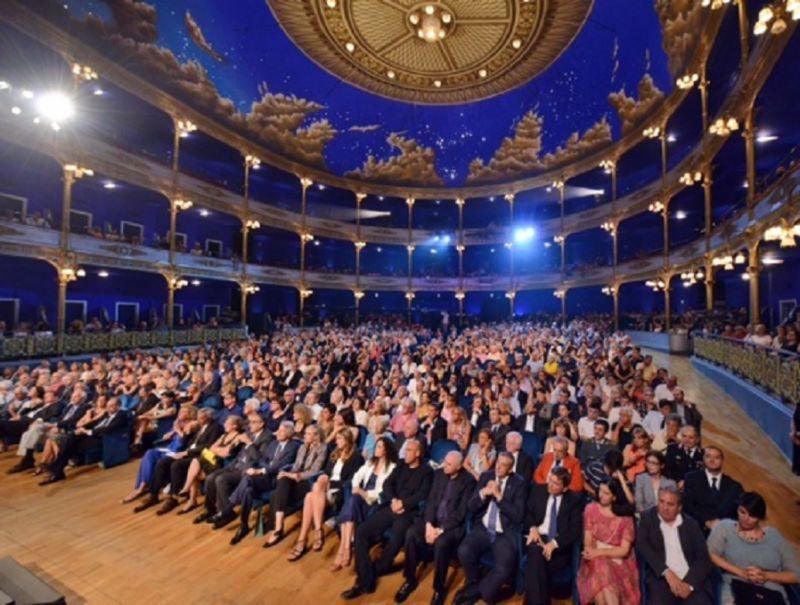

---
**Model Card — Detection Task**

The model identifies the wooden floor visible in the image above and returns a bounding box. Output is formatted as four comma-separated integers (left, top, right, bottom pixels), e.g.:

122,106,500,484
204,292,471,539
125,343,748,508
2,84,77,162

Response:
0,350,798,605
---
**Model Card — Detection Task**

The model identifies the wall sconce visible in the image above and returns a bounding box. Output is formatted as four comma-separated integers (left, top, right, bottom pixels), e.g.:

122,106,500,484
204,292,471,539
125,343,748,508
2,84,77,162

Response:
176,119,197,138
675,73,700,89
71,63,98,81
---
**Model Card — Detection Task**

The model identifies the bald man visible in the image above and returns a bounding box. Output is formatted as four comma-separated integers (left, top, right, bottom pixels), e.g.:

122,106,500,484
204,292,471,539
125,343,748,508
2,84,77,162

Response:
395,451,476,605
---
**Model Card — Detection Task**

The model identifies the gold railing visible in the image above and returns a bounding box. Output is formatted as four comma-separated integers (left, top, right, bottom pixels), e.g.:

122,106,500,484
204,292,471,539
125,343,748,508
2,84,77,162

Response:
694,335,800,404
0,327,248,360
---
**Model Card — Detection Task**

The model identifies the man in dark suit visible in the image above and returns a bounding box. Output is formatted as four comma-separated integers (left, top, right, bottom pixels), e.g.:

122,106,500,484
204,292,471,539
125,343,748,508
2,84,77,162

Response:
8,390,88,473
454,451,527,605
682,446,742,535
193,412,273,527
134,407,222,513
226,420,300,542
394,450,475,605
522,466,582,605
636,485,713,604
504,431,534,482
341,439,433,600
481,407,509,449
420,402,447,446
41,396,128,485
664,425,703,484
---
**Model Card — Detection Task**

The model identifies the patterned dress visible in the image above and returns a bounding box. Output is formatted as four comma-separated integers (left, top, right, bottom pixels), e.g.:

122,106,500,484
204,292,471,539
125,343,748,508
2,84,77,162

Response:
576,502,641,604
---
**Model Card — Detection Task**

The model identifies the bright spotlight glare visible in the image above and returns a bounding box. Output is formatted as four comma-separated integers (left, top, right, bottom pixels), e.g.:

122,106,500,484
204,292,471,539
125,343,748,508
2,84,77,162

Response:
35,91,75,123
513,226,535,244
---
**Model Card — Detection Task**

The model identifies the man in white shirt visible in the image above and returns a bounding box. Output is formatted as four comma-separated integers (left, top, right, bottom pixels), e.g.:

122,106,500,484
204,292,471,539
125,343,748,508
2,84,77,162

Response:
636,486,713,604
654,376,678,403
577,404,601,441
746,323,773,347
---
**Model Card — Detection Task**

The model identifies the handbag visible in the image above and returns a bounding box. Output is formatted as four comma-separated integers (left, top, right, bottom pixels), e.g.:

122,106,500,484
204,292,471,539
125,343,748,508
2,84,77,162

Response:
731,579,785,605
200,447,218,467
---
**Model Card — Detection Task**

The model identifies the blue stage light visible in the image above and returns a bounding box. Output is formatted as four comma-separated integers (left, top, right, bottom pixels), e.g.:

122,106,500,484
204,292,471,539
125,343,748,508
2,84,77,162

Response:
513,226,535,243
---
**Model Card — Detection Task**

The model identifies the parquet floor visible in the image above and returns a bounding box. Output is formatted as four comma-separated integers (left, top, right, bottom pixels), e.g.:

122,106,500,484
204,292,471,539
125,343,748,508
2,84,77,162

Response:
0,350,797,604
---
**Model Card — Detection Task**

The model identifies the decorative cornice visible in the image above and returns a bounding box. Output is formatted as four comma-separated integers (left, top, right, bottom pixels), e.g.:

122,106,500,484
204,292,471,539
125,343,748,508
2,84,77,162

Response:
0,164,795,293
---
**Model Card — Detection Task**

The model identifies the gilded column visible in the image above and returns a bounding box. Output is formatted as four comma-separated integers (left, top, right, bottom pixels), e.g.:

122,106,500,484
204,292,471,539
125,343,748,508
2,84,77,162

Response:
455,197,465,326
743,104,756,217
504,193,515,303
748,240,761,325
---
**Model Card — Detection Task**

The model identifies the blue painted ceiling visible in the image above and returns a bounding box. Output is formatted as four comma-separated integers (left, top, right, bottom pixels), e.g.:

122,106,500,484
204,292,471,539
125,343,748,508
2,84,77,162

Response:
61,0,672,185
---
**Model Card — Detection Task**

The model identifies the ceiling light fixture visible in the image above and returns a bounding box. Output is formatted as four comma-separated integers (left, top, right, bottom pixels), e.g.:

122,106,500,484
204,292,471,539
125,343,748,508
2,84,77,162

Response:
36,91,75,124
410,4,453,42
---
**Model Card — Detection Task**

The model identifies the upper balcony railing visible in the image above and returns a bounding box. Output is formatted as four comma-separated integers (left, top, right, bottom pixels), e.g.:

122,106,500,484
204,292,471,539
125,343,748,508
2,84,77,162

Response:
693,334,800,405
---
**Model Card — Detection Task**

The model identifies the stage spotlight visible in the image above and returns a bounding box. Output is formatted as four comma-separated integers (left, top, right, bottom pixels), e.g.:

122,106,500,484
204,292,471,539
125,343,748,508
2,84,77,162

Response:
35,91,75,124
513,226,535,244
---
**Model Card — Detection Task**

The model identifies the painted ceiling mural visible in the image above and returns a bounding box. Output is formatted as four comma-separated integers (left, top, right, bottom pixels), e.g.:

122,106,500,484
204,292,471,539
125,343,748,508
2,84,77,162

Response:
34,0,703,188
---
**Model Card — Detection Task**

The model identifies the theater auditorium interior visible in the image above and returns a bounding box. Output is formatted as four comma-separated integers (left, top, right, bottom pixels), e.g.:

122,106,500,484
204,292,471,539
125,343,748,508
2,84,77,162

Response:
0,1,799,604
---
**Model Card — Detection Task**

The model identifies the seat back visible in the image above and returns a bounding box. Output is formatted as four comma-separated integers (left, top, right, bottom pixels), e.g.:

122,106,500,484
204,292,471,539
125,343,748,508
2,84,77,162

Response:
429,439,461,465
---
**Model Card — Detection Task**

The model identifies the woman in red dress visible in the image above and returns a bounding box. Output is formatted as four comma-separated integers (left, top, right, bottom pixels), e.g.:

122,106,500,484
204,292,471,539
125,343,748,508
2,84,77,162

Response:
577,478,641,604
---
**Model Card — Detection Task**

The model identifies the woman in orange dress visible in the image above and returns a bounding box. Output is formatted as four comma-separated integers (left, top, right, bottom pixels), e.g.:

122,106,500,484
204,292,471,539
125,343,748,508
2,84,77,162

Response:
577,478,640,605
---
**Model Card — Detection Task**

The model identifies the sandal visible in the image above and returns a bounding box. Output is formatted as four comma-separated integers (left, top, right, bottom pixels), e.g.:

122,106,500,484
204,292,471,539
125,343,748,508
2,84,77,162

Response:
286,540,307,562
311,528,324,551
263,529,284,548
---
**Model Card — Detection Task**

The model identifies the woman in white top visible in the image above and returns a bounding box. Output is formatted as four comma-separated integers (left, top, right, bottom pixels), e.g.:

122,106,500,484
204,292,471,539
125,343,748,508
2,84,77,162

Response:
331,437,398,571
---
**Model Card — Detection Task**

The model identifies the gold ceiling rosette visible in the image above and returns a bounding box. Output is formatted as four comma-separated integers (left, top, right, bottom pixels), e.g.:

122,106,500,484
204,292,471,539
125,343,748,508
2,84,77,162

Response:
267,0,594,105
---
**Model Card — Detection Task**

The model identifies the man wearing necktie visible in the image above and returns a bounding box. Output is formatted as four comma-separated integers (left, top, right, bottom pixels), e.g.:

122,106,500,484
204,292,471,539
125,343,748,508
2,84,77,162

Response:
41,397,128,485
8,390,88,474
682,446,742,536
523,466,582,605
455,452,526,605
204,416,292,530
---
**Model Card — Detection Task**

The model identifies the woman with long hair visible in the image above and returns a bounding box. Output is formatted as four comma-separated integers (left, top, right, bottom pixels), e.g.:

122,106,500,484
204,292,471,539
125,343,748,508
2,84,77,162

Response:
176,415,244,513
330,436,398,572
286,428,363,563
577,478,640,604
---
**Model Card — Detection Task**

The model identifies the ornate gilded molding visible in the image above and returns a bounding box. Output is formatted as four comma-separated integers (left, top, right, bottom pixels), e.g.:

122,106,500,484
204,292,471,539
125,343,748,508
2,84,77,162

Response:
268,0,592,104
0,165,795,295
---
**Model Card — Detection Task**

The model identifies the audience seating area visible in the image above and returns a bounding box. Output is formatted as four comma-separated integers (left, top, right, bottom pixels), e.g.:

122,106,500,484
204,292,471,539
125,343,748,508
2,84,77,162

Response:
1,320,798,605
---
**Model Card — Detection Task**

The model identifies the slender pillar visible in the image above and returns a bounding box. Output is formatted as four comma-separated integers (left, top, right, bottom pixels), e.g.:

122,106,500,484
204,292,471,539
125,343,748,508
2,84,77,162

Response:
354,291,364,326
660,130,668,182
455,198,465,291
354,192,366,296
505,193,515,295
56,273,68,354
611,161,618,204
705,261,715,311
455,292,465,327
168,199,179,266
60,168,75,252
612,286,620,331
557,181,566,278
662,204,670,267
699,65,710,134
737,0,750,68
561,291,567,323
664,283,672,331
239,286,248,327
612,226,619,279
748,241,761,325
703,170,713,251
406,198,415,293
298,177,312,295
743,105,756,217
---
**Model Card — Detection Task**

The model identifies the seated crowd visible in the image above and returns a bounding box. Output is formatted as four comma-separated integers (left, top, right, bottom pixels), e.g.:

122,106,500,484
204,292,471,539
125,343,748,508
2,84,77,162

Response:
1,320,798,605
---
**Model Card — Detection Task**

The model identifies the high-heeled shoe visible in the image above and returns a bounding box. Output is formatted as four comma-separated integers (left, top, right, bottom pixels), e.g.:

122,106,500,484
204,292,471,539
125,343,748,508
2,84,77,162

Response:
311,528,324,551
329,547,351,572
286,539,307,562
